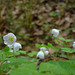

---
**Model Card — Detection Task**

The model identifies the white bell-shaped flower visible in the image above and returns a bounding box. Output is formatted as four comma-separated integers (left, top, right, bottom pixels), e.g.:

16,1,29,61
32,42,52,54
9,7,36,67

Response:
3,33,16,45
8,42,22,52
13,42,22,51
40,47,47,51
51,29,59,37
73,42,75,49
44,51,49,56
36,51,44,59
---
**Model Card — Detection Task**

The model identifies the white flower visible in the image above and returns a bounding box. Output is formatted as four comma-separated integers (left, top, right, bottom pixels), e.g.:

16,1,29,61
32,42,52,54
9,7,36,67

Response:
3,33,16,45
51,29,59,37
44,51,49,56
8,42,22,52
13,42,22,51
73,42,75,49
40,47,47,51
36,51,44,59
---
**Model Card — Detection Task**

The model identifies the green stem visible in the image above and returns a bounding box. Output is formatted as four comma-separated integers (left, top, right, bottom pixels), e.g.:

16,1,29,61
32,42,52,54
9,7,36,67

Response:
2,54,3,75
13,49,15,57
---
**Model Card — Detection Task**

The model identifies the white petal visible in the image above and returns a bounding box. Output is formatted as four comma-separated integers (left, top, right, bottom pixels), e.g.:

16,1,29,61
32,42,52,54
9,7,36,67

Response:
3,35,8,40
4,40,8,45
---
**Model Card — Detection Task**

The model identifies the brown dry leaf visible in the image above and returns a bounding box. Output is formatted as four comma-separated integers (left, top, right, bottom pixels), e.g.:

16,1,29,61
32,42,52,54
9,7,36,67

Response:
12,6,20,19
35,37,45,43
33,28,43,35
72,30,75,33
49,48,56,54
56,18,65,26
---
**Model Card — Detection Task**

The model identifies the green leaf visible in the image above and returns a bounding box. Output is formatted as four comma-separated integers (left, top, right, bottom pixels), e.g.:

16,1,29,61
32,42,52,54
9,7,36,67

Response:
14,51,20,56
35,43,41,48
40,60,75,75
59,37,72,42
48,43,54,49
61,43,68,47
28,51,38,57
48,43,59,51
59,37,65,41
0,50,4,54
53,37,60,44
61,48,75,53
54,47,59,51
35,43,47,48
5,52,13,55
19,51,26,54
65,39,73,42
4,46,10,52
9,63,50,75
50,11,60,17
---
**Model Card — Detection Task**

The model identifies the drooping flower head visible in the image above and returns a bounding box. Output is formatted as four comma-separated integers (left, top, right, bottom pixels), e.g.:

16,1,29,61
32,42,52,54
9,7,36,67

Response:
73,42,75,49
51,29,59,37
3,33,16,45
36,51,44,59
44,51,49,56
13,42,22,51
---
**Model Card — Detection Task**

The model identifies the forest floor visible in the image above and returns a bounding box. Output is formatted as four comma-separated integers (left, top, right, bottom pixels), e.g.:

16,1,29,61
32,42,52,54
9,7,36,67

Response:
0,0,75,58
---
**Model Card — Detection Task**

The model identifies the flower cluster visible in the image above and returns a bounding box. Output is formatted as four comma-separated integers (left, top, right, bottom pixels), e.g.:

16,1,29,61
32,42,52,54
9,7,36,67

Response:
3,33,22,52
36,47,49,59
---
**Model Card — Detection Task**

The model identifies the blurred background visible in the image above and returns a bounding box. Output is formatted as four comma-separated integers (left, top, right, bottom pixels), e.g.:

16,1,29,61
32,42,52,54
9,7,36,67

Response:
0,0,75,52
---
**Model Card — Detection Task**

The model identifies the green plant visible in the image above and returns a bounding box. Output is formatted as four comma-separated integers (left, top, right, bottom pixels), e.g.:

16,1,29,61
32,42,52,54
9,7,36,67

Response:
28,51,38,57
8,60,75,75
